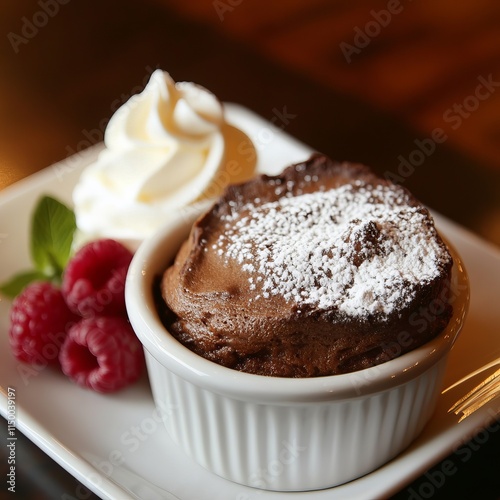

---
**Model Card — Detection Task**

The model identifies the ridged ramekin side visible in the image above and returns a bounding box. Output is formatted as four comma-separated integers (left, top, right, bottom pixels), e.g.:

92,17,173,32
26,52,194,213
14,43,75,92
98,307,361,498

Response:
144,350,448,491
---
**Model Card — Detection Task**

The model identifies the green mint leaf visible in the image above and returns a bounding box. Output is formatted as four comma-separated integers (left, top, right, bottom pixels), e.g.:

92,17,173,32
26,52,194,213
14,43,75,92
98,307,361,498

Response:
0,270,47,299
30,196,76,280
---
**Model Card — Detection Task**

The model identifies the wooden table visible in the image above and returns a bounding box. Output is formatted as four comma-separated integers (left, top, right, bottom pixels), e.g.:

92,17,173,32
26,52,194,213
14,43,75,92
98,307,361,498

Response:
1,1,499,498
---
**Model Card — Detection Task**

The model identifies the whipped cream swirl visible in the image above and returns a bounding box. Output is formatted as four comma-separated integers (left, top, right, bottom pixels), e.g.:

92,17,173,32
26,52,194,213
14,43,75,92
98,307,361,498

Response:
73,70,255,248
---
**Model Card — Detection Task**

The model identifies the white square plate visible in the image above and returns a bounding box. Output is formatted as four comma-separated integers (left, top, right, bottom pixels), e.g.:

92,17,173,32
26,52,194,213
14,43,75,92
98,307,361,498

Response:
1,104,499,500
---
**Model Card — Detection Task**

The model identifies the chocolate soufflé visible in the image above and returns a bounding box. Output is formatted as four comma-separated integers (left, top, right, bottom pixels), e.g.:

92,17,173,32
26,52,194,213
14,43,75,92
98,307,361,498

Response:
159,154,454,377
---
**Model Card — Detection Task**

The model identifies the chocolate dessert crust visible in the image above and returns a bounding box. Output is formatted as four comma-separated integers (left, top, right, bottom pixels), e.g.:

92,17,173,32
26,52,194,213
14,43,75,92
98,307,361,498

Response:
160,154,453,377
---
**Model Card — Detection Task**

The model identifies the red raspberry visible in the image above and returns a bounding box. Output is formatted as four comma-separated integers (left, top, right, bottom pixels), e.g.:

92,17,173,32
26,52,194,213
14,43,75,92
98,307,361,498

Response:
59,316,143,393
62,239,133,318
9,282,77,366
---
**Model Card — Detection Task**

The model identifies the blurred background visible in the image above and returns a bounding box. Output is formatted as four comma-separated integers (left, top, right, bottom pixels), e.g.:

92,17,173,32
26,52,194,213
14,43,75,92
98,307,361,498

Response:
1,1,500,498
1,0,500,246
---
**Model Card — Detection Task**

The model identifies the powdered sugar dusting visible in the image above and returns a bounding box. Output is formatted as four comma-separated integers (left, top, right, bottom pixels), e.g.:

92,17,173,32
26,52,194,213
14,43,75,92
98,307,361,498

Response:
211,181,450,319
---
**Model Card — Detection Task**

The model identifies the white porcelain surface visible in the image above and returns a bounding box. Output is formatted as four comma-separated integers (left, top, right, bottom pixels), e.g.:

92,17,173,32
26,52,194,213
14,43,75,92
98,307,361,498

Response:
126,201,468,491
0,104,498,499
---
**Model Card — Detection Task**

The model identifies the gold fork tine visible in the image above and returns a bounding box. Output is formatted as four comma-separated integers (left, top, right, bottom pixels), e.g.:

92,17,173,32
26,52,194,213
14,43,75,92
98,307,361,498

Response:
443,358,500,394
448,367,500,421
456,391,500,423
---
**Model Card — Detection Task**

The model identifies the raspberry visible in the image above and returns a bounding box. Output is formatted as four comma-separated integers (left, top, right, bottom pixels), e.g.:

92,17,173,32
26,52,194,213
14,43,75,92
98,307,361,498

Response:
9,282,77,366
59,316,143,393
62,239,133,318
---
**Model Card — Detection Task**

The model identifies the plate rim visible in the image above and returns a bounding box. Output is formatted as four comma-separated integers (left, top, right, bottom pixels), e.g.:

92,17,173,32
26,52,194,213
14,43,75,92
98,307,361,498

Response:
0,102,499,500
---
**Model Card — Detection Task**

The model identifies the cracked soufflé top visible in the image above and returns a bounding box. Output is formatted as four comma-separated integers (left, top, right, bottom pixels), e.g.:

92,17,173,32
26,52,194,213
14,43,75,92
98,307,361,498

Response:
159,154,454,377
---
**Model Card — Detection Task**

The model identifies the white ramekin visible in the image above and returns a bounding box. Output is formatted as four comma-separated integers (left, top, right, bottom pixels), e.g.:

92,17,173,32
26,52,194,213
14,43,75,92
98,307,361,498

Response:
125,211,469,492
